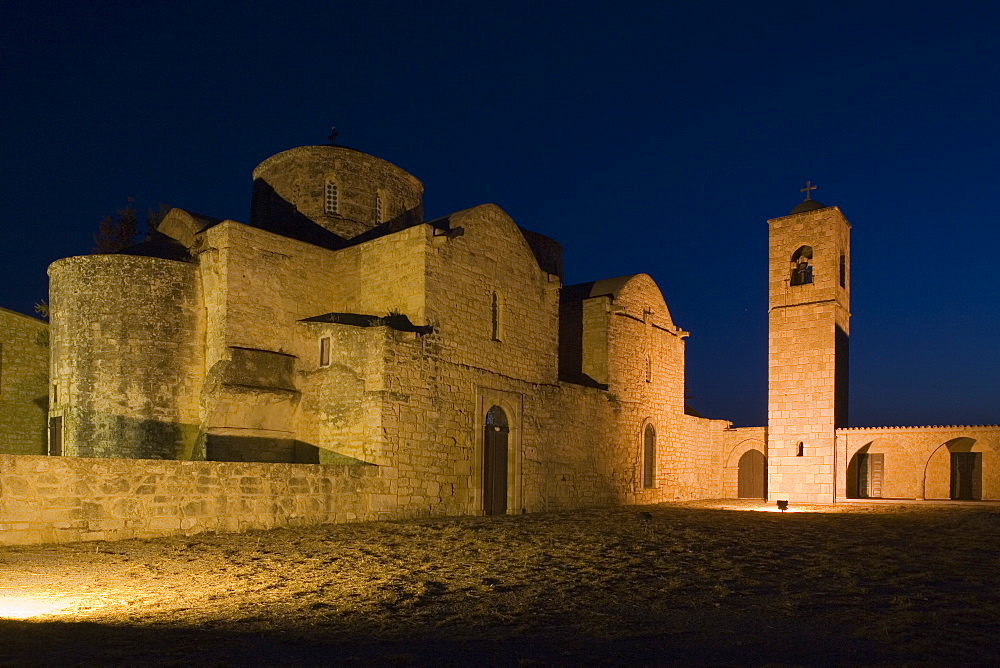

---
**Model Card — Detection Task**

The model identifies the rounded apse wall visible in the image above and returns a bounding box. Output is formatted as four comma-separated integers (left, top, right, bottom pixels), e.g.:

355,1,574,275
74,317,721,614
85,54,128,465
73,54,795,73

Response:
48,255,204,459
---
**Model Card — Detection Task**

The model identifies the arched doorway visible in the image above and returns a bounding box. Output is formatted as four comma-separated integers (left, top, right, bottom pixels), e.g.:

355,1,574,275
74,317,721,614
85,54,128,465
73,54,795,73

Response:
847,443,882,499
737,449,767,499
483,405,509,515
948,438,982,500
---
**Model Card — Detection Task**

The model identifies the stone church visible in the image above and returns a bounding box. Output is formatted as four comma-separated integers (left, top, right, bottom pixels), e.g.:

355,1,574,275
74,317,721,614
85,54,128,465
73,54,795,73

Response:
4,139,998,525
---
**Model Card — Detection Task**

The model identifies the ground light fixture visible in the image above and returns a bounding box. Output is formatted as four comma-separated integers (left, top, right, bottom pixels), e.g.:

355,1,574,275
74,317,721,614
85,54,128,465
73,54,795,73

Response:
776,500,789,512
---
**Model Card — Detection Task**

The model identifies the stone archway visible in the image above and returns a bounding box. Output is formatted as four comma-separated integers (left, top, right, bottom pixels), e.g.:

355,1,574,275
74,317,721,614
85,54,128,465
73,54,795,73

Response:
923,437,980,500
847,442,883,499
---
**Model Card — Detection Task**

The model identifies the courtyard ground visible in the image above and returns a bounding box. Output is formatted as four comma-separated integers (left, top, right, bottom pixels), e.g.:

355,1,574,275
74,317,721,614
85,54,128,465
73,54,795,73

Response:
0,499,998,666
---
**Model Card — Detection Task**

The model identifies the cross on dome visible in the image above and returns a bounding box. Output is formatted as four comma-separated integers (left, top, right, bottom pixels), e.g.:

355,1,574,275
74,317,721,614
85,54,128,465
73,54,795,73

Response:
800,181,817,201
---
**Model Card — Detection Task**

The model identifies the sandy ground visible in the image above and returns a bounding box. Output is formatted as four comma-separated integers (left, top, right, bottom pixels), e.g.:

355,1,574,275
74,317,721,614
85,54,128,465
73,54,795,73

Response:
1,499,998,666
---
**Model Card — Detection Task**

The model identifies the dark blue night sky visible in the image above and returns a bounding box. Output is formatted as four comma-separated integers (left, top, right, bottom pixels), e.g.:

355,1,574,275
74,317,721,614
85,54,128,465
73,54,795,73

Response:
2,1,997,428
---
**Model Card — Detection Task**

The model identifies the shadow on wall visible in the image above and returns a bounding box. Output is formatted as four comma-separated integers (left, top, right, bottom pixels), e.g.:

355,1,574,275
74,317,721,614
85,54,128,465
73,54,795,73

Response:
846,442,872,499
249,180,423,249
205,435,321,464
61,411,202,460
249,180,351,250
60,412,365,465
556,297,608,390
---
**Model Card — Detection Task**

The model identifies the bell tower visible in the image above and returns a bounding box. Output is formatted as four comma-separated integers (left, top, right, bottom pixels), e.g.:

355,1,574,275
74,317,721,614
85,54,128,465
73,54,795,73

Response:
767,185,850,504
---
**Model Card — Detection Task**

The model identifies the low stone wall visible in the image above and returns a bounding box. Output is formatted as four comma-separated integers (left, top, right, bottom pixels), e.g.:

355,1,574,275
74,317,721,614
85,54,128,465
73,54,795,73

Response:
0,454,385,546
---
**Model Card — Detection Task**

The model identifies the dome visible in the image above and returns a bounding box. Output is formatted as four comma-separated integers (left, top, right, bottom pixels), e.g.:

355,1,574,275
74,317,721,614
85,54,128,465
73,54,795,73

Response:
789,199,827,214
250,145,424,243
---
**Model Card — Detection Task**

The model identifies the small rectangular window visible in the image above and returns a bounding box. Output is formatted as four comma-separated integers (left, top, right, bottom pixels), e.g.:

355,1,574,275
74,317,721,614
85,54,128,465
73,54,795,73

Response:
52,383,58,405
319,337,331,367
839,253,846,288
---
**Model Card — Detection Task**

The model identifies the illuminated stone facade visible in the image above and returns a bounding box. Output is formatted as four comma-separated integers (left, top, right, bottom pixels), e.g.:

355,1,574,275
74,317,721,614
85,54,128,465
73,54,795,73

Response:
0,308,48,456
1,141,995,543
42,143,737,520
765,201,1000,503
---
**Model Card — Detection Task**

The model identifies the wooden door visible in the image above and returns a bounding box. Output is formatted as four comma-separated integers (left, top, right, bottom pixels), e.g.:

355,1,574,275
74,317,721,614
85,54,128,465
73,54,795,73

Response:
483,406,508,515
858,453,884,498
48,416,62,456
737,449,766,499
951,452,982,500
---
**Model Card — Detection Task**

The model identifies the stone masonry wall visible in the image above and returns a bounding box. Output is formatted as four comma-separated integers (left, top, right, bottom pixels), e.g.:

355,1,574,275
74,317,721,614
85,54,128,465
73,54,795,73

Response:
0,308,48,455
0,454,386,546
425,204,561,386
837,425,1000,500
48,255,204,459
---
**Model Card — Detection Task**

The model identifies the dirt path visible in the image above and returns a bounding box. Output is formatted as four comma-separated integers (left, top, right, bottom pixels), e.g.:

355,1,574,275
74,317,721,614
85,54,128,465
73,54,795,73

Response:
1,500,998,665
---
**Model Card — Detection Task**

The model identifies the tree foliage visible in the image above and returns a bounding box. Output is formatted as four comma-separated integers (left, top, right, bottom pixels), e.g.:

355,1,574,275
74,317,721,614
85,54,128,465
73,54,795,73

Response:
92,200,171,254
93,199,139,253
146,202,170,235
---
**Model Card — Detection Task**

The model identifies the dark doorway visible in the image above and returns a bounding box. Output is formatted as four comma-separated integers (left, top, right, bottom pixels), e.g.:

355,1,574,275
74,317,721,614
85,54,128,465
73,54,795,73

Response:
857,452,884,499
950,452,982,500
737,449,766,499
483,406,509,515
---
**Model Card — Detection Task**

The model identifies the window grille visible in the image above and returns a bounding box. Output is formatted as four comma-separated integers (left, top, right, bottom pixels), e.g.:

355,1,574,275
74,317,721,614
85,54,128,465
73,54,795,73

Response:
324,181,338,215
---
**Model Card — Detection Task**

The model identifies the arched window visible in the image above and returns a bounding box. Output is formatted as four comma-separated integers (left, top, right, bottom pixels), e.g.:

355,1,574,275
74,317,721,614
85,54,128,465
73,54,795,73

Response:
491,291,501,341
796,441,804,457
790,246,814,286
324,180,339,215
643,424,656,488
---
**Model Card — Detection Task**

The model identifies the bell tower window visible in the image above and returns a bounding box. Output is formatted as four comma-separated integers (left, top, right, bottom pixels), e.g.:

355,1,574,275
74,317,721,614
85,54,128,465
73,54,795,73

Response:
324,180,339,216
790,245,814,286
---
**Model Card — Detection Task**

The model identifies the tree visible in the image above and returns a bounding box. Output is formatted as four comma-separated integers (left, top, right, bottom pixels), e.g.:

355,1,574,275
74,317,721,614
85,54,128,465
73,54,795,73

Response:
91,200,171,254
145,202,170,235
93,199,138,253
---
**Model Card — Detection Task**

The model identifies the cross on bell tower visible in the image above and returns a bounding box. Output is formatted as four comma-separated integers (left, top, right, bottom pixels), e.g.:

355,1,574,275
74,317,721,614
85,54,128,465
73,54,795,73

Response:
800,181,817,201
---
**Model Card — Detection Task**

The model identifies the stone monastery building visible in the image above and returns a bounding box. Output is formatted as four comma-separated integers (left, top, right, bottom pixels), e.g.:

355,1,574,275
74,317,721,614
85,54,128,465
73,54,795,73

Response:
3,139,998,535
